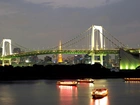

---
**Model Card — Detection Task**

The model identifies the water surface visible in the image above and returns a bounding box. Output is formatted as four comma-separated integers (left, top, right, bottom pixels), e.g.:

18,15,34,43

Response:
0,79,140,105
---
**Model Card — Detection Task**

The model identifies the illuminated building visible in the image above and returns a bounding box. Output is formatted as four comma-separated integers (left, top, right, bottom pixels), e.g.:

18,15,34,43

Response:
120,49,140,70
74,55,83,64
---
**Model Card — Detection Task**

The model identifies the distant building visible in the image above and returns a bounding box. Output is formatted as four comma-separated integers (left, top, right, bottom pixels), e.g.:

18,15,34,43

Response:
104,54,112,68
29,55,38,63
66,56,74,64
13,48,21,54
74,55,83,64
84,54,91,64
44,56,52,62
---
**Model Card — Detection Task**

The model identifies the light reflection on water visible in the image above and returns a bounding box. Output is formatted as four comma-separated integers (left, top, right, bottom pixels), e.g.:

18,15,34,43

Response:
57,83,95,105
0,79,140,105
0,85,16,105
57,86,78,105
58,85,78,97
90,96,109,105
125,81,140,83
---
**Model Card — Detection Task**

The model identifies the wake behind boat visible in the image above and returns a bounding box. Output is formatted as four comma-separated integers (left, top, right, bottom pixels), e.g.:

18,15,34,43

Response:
91,88,108,99
77,78,94,83
57,80,78,86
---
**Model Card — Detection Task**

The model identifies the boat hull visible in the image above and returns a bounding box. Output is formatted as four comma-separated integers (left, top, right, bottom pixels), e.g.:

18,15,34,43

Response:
57,81,78,86
91,88,108,99
92,94,107,99
77,78,94,83
77,80,94,83
57,84,77,86
124,78,140,81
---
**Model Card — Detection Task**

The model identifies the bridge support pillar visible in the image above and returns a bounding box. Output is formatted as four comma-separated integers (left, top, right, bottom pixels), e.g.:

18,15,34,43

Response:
91,25,104,50
91,53,95,64
100,54,103,66
91,54,103,66
2,39,12,56
2,58,11,66
1,39,12,66
2,59,4,66
90,25,104,66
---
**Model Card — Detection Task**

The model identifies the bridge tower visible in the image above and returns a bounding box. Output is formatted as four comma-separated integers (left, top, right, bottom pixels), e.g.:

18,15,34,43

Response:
91,25,104,65
57,40,63,63
1,39,12,66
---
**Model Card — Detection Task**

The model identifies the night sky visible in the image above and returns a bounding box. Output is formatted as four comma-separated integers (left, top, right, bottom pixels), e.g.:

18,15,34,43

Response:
0,0,140,50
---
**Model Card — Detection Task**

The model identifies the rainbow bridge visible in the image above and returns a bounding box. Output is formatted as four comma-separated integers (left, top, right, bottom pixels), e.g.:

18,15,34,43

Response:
0,25,140,70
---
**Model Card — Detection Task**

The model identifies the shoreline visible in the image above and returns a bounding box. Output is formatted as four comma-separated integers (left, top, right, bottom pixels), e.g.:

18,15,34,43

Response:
0,64,140,81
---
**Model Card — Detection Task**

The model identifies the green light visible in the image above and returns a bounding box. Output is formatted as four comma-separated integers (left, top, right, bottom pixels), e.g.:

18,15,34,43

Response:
120,63,139,70
120,49,140,70
130,65,135,69
125,64,128,69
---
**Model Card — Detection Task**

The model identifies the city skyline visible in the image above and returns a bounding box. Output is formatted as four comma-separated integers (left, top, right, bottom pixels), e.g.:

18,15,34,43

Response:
0,0,140,50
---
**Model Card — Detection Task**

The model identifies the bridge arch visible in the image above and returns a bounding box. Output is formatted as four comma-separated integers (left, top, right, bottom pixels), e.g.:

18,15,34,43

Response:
1,39,12,66
91,25,104,50
2,39,12,56
91,25,104,65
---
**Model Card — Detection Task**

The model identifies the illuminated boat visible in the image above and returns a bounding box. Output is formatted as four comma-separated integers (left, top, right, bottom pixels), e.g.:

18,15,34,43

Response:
124,78,140,81
77,78,94,83
57,81,78,86
91,88,108,99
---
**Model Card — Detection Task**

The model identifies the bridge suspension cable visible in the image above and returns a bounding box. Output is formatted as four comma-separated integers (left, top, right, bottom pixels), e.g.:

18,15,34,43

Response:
92,25,125,49
0,41,2,48
50,25,125,50
102,28,127,48
11,40,30,52
50,27,92,50
61,27,96,50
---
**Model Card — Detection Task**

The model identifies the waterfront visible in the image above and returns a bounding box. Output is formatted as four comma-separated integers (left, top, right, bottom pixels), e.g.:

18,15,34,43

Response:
0,79,140,105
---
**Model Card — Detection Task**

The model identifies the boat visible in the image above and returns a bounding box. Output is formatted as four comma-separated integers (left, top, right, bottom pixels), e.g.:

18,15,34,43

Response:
124,78,140,81
77,78,94,83
91,88,108,99
57,81,78,86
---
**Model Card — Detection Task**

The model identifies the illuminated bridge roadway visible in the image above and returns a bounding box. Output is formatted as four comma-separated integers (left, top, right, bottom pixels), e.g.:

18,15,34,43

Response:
0,48,139,59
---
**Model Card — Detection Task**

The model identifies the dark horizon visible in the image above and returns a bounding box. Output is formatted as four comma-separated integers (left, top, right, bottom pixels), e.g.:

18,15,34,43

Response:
0,63,140,81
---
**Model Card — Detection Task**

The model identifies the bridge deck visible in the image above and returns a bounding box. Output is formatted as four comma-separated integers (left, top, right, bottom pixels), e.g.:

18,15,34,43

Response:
0,48,140,59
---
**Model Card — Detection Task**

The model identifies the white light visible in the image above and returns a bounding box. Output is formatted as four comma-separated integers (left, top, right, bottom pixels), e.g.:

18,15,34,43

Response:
25,59,29,63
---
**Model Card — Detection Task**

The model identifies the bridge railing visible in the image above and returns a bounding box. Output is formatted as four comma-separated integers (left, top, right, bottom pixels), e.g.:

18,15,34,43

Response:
0,49,120,59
